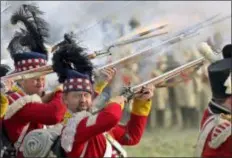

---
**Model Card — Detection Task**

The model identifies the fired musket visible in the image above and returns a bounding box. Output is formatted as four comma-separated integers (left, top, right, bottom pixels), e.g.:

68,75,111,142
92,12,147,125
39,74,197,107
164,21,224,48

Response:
114,23,168,43
2,14,218,81
1,65,53,82
92,57,205,114
50,24,168,58
1,16,207,82
173,13,220,37
120,57,205,100
205,14,231,27
95,14,223,71
1,4,11,13
92,31,168,58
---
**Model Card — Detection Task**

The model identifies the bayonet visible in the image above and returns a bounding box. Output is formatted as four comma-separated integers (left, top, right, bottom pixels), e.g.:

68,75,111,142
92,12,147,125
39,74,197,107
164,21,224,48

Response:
1,4,11,13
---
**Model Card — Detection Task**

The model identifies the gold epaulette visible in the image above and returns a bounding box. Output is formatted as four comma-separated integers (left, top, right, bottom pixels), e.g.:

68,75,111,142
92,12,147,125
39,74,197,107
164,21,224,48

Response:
63,111,73,125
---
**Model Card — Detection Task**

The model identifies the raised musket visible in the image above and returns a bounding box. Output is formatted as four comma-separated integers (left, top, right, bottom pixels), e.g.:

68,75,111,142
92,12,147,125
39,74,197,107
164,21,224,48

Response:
1,4,11,13
3,13,217,82
1,65,53,82
204,14,231,27
93,57,205,114
93,31,168,58
114,23,168,43
50,25,168,58
121,57,205,100
174,13,220,36
95,32,196,71
95,14,223,71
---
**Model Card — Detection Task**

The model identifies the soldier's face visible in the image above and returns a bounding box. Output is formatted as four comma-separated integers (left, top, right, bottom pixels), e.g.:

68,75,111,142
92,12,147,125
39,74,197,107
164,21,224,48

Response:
63,91,93,113
19,76,45,96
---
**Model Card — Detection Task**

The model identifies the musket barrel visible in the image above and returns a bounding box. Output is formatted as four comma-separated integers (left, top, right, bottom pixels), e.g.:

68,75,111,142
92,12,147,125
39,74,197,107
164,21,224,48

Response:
1,65,53,81
131,57,205,90
95,34,187,71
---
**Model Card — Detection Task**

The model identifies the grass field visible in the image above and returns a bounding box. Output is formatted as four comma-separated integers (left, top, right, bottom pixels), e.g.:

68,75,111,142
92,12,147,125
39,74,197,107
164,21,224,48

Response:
124,127,199,157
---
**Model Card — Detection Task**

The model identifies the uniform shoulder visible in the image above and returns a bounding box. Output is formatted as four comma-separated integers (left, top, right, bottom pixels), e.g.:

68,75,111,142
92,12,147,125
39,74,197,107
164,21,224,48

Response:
6,91,25,101
4,92,42,120
209,114,231,149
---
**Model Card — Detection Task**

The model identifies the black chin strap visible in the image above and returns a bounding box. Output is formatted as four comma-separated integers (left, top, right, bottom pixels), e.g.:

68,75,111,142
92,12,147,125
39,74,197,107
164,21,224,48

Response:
208,99,231,115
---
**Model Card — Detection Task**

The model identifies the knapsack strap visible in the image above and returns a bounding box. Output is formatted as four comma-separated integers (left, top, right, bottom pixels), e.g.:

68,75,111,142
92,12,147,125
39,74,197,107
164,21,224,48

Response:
14,123,30,153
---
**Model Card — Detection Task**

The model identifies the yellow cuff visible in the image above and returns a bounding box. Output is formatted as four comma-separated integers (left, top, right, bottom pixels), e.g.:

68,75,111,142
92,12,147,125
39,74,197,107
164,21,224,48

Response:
94,80,108,94
131,99,152,116
0,94,9,118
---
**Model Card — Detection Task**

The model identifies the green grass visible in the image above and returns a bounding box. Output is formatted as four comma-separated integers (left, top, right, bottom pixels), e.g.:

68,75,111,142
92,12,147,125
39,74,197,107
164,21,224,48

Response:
124,128,198,157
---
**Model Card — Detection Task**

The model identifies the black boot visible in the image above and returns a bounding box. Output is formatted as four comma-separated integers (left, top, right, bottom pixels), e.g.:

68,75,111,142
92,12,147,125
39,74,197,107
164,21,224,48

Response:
191,108,199,128
156,110,165,128
181,107,188,129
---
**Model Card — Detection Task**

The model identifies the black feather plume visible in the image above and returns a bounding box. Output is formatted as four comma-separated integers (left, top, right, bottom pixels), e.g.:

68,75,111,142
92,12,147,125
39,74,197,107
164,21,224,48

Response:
52,40,94,83
7,4,49,60
51,32,76,52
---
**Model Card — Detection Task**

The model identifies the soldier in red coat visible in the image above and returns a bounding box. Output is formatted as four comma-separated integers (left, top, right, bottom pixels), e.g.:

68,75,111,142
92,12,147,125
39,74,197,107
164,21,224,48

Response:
52,40,155,157
195,44,232,157
1,4,66,157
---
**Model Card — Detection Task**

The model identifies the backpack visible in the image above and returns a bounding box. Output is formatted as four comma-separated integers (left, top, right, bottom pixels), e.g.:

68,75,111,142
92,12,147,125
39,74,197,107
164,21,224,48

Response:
21,124,66,158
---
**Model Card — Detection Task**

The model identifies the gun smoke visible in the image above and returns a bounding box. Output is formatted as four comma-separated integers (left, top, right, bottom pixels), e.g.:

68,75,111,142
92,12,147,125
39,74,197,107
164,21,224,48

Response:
1,1,231,90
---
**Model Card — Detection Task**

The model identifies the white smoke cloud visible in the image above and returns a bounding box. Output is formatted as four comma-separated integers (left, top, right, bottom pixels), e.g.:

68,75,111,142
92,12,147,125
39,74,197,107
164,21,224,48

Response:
1,1,231,90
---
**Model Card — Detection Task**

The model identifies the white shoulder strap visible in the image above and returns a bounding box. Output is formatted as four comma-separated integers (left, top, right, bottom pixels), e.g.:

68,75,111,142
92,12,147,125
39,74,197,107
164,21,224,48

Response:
80,142,89,158
104,133,127,157
194,115,216,157
104,138,113,157
15,123,30,152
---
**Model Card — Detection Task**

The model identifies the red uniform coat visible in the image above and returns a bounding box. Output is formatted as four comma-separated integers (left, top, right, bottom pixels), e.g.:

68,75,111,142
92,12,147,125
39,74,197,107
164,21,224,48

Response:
195,109,232,157
2,89,66,156
61,102,148,157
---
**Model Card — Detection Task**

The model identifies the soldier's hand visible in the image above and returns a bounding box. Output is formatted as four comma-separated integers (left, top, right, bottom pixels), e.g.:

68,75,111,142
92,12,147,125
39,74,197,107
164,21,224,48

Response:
41,84,63,103
108,95,126,109
100,67,117,83
41,92,54,103
134,84,155,101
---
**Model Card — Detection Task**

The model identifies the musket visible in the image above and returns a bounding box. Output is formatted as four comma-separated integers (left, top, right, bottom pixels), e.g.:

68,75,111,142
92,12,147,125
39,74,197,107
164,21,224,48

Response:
122,57,205,99
96,13,224,70
50,24,168,58
1,4,11,13
93,31,168,58
114,23,168,43
173,13,221,36
204,14,231,27
0,16,206,82
93,57,205,114
95,13,226,59
95,32,194,71
1,65,53,82
2,14,217,81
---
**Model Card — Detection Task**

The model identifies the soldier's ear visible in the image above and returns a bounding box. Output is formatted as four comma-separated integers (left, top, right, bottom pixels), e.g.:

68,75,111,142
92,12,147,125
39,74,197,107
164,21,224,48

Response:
17,80,24,88
224,96,232,111
62,93,68,105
